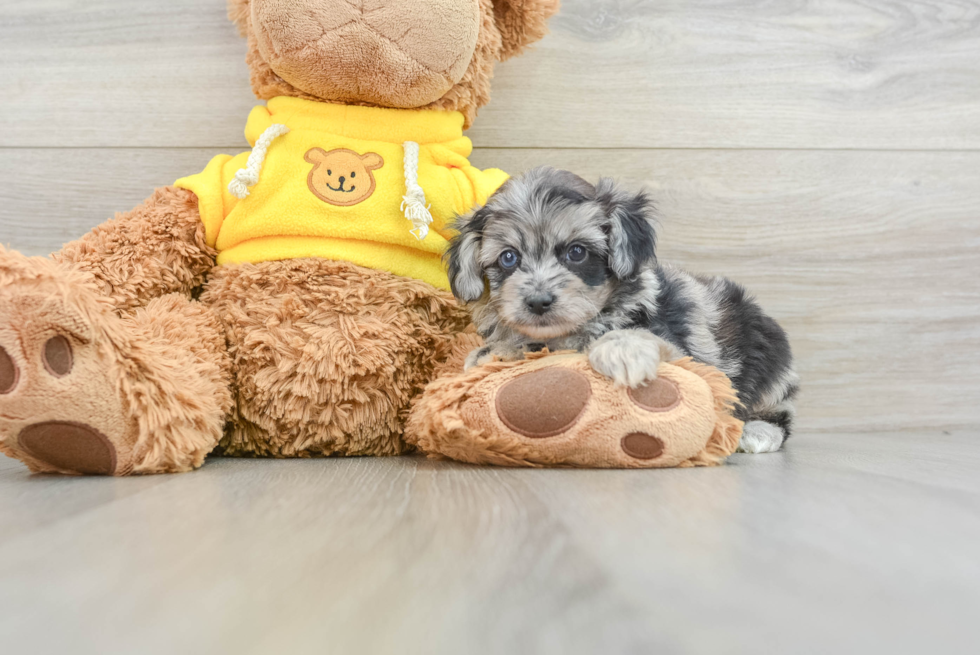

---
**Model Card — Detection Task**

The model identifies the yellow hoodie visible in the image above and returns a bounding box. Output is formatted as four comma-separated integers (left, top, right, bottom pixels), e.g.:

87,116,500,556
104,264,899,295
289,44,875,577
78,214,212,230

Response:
175,97,509,291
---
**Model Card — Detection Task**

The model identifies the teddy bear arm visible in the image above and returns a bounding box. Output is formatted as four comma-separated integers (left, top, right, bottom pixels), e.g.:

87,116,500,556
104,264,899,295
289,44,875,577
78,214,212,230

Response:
53,186,216,314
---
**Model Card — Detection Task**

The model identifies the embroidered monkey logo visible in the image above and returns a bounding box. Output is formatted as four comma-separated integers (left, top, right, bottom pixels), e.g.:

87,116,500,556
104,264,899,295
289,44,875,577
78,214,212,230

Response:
304,148,384,207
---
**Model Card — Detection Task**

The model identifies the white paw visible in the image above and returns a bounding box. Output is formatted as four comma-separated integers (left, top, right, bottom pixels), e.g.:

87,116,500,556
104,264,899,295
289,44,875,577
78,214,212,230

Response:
464,345,524,370
737,421,786,453
464,346,492,371
588,330,662,388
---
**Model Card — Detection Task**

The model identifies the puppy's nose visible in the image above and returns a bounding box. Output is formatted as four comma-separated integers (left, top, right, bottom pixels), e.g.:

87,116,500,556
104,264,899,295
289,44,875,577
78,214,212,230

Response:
338,176,346,185
526,294,555,316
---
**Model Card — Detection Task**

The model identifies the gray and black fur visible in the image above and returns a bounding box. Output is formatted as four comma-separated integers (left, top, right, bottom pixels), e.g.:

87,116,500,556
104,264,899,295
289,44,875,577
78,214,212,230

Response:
446,167,799,453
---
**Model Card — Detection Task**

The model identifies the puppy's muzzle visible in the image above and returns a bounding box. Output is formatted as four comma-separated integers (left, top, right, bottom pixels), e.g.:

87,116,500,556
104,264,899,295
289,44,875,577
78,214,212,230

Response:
525,293,555,316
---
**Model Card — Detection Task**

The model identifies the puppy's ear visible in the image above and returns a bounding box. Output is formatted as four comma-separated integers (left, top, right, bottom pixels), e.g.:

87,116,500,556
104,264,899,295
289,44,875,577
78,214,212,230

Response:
596,178,658,280
446,206,490,302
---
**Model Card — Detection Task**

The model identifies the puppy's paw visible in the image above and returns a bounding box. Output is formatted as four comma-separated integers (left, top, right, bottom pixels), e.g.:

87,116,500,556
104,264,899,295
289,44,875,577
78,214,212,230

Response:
736,421,785,453
588,329,663,388
464,346,493,371
464,345,523,371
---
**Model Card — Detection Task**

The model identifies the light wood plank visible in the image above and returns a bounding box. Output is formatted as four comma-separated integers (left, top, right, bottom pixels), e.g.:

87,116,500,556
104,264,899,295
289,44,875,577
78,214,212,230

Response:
2,147,978,432
1,0,979,149
0,0,257,149
0,454,22,472
0,432,977,654
482,0,980,149
0,464,171,546
0,148,217,252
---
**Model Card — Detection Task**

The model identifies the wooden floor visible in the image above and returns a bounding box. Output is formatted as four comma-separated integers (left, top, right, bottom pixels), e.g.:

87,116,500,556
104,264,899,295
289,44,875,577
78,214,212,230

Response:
0,431,978,654
1,0,979,652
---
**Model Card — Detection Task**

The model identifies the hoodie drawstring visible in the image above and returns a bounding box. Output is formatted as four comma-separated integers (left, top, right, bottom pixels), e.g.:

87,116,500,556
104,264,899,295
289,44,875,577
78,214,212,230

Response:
400,141,433,241
228,123,291,199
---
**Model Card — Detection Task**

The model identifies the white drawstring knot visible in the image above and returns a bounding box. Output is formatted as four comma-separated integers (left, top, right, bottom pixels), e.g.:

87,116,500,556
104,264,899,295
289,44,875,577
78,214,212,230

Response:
400,141,433,240
228,123,291,199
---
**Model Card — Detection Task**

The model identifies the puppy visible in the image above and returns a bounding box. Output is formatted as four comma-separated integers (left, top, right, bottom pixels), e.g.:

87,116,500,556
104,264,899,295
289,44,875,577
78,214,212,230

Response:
445,167,799,454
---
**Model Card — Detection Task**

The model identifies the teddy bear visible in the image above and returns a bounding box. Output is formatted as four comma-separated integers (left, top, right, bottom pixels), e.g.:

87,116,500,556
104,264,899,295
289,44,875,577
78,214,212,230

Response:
0,0,561,475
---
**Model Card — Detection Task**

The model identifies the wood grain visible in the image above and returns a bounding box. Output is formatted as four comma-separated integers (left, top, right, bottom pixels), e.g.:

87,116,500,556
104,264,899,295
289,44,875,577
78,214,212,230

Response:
1,2,978,653
0,0,256,149
2,147,978,432
1,0,979,149
1,432,978,654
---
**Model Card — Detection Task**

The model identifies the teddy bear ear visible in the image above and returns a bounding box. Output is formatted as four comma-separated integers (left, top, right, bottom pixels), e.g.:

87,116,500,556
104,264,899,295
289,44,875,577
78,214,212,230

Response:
360,152,384,170
492,0,561,61
227,0,251,38
304,148,328,165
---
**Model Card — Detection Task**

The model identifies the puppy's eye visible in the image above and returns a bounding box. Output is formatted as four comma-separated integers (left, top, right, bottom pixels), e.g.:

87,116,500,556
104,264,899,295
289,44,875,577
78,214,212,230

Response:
498,249,520,269
350,171,356,178
565,244,588,264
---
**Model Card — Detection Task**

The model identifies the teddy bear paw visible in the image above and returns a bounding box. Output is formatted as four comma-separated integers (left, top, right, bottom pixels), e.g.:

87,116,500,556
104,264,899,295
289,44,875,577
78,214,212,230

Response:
490,364,696,466
409,353,739,469
0,255,136,475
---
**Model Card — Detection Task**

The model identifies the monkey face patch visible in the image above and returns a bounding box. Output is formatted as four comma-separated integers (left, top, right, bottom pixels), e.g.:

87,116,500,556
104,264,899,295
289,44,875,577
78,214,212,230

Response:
304,148,384,206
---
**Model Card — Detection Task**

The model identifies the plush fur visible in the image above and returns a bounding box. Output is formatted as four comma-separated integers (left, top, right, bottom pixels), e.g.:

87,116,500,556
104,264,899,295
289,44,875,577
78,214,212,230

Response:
446,167,798,453
228,0,559,128
53,186,215,314
202,259,471,458
0,0,561,475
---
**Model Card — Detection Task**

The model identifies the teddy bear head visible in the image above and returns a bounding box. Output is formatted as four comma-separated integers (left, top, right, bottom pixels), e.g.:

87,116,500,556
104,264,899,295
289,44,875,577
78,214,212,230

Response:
227,0,560,128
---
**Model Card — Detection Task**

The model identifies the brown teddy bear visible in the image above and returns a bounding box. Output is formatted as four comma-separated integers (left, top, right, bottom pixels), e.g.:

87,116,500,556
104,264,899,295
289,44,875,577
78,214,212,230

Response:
0,0,560,475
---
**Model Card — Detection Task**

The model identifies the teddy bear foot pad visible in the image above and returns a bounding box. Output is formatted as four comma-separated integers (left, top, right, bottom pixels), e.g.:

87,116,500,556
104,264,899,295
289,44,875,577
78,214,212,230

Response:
495,366,678,459
407,353,743,469
0,249,232,476
0,284,136,475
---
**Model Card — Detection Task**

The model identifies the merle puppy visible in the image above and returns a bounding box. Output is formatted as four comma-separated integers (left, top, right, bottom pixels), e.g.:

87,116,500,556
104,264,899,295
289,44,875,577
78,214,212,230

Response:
445,167,798,453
